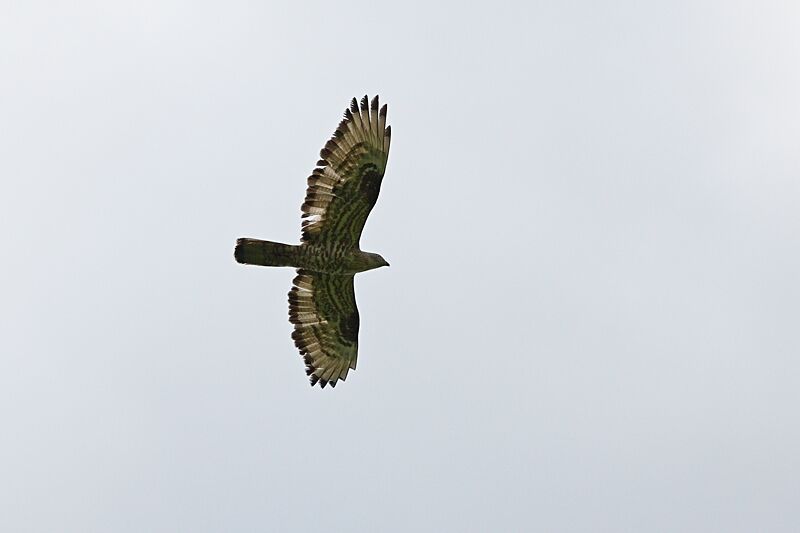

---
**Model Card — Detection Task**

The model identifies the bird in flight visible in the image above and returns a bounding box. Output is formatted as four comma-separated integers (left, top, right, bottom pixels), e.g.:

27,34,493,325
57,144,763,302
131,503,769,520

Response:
235,95,391,388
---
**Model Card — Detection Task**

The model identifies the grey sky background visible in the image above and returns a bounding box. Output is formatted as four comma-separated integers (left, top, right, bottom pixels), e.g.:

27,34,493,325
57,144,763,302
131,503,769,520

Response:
2,1,799,531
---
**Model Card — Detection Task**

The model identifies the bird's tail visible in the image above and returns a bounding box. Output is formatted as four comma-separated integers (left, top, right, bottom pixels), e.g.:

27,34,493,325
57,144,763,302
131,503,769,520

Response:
235,238,300,267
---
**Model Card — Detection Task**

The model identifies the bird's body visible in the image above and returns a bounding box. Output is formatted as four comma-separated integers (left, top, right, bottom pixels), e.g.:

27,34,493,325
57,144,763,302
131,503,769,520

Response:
235,240,387,275
235,95,391,388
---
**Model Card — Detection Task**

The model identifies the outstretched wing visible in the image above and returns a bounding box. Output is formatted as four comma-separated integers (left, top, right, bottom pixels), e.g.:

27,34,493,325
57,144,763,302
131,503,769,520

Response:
301,95,391,247
288,270,359,388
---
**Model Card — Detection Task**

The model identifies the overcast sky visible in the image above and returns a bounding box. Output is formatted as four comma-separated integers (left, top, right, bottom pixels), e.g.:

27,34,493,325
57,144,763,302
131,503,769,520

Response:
2,1,799,532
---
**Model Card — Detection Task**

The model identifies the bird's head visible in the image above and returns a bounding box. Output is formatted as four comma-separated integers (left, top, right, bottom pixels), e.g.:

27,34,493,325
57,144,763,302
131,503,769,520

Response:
363,252,390,271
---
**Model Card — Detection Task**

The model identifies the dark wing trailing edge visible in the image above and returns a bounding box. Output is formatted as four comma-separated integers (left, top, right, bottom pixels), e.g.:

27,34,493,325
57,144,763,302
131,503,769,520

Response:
301,95,391,247
289,271,359,388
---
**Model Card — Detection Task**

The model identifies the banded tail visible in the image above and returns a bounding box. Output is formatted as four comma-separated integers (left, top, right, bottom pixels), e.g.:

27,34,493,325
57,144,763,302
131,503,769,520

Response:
235,238,299,267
